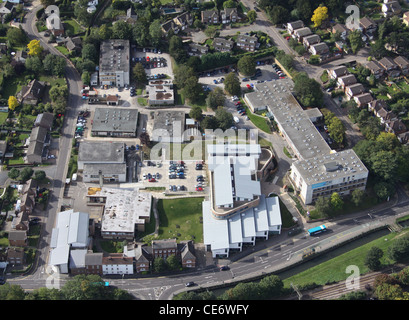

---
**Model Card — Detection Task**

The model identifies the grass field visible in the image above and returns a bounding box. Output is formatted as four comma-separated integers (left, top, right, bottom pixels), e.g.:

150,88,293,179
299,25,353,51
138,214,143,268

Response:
156,197,204,243
243,105,271,133
63,19,83,36
283,228,409,288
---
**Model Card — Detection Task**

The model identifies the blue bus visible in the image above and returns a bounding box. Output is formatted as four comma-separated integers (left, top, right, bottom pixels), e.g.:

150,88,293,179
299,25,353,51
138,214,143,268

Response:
308,225,327,236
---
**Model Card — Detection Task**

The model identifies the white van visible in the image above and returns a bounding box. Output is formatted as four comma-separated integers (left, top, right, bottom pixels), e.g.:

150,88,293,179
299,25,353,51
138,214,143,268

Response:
233,116,240,124
72,173,77,181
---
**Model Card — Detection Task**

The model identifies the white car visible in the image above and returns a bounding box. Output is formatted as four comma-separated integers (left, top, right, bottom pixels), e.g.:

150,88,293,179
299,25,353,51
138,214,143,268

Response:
233,116,240,124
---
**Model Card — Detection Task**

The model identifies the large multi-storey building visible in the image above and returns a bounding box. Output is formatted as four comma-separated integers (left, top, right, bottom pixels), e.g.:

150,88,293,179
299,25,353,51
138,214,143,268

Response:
244,78,369,205
99,40,130,88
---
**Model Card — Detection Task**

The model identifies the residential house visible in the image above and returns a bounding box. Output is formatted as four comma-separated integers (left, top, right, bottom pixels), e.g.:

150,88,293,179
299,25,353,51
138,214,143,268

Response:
188,43,209,57
7,0,20,3
337,74,357,90
398,131,409,144
46,13,64,36
385,119,407,135
354,92,373,107
102,253,134,275
368,99,389,114
332,23,349,40
220,7,237,24
236,34,259,52
8,230,27,247
17,79,45,105
213,37,234,52
125,6,137,23
65,36,82,54
7,247,25,266
366,60,385,79
180,241,196,268
173,12,193,31
292,27,312,42
302,34,321,49
393,56,409,76
14,211,29,231
382,0,402,17
34,112,54,130
328,65,349,80
152,239,178,259
0,1,14,19
378,57,401,78
0,140,7,164
345,83,365,100
286,20,304,35
359,16,377,39
308,42,330,59
70,251,103,275
13,50,27,63
161,20,179,34
376,107,396,124
124,242,152,273
26,126,51,164
403,11,409,27
201,10,219,24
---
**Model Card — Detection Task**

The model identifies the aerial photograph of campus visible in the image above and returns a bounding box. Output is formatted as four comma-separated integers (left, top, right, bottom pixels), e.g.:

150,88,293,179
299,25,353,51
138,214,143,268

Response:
1,0,409,310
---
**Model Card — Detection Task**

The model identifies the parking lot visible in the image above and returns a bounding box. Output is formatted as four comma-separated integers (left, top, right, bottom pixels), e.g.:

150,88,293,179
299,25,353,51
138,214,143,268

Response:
131,47,174,79
139,160,207,194
198,61,280,92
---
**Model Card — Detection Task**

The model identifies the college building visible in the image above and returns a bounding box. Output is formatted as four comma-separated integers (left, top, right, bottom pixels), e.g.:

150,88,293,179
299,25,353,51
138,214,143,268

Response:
244,78,369,205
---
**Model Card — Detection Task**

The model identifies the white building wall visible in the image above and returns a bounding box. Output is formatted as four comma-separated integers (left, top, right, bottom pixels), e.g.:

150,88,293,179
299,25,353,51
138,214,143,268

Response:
103,264,134,275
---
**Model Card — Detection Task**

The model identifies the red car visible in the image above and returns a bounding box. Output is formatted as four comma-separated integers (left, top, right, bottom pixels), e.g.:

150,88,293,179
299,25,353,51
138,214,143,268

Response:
149,178,156,182
235,101,241,106
196,187,203,191
146,56,150,62
246,84,252,89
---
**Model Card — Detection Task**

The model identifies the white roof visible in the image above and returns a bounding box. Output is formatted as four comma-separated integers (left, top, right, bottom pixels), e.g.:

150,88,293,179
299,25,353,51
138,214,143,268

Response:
233,158,261,200
254,195,269,232
212,159,233,207
202,201,229,251
228,213,243,245
266,196,282,226
241,209,256,238
49,244,70,266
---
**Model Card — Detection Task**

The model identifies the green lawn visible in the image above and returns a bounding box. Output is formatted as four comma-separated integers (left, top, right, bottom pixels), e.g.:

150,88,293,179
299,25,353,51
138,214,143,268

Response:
63,19,83,36
1,74,25,99
156,197,204,243
55,46,69,56
243,104,271,133
283,228,409,289
0,113,8,126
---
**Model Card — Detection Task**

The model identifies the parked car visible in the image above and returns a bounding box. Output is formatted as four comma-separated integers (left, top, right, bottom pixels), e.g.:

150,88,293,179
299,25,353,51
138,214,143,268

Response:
149,178,156,182
185,282,195,287
220,265,230,271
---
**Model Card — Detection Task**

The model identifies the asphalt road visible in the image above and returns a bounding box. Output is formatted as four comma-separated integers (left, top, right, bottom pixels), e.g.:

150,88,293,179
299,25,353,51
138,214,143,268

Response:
20,5,83,279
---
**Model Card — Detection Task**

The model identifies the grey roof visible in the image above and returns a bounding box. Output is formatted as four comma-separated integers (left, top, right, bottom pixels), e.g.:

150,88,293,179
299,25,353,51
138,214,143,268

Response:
78,141,125,164
152,239,177,250
85,252,103,266
287,20,304,30
34,112,54,129
91,107,138,134
291,149,368,187
69,249,87,268
99,39,130,75
83,162,127,175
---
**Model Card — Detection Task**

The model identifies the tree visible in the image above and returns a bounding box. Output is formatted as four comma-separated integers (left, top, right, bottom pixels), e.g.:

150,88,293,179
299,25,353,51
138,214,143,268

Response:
370,150,398,183
268,5,289,25
153,257,167,273
149,19,162,48
25,56,43,75
8,168,20,180
166,255,181,271
224,282,261,300
40,0,55,7
112,21,131,39
311,6,328,28
174,65,196,88
132,63,147,85
348,30,364,54
293,73,323,107
224,72,241,96
43,54,66,77
330,192,343,211
206,87,225,110
81,71,91,85
8,96,18,111
82,43,98,63
7,27,26,46
374,181,395,201
201,115,219,130
387,236,409,262
365,246,384,271
351,189,365,207
61,275,109,300
189,106,203,121
258,275,284,298
27,39,43,56
0,284,26,300
237,55,256,76
169,35,187,64
315,196,331,217
183,76,201,103
34,170,46,181
19,167,33,182
223,0,237,8
247,10,257,23
215,107,233,130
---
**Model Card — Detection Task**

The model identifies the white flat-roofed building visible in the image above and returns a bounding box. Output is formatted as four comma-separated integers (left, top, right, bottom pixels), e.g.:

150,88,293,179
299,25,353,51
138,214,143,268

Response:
88,187,152,240
290,149,368,204
78,141,125,170
99,40,130,88
202,194,282,258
